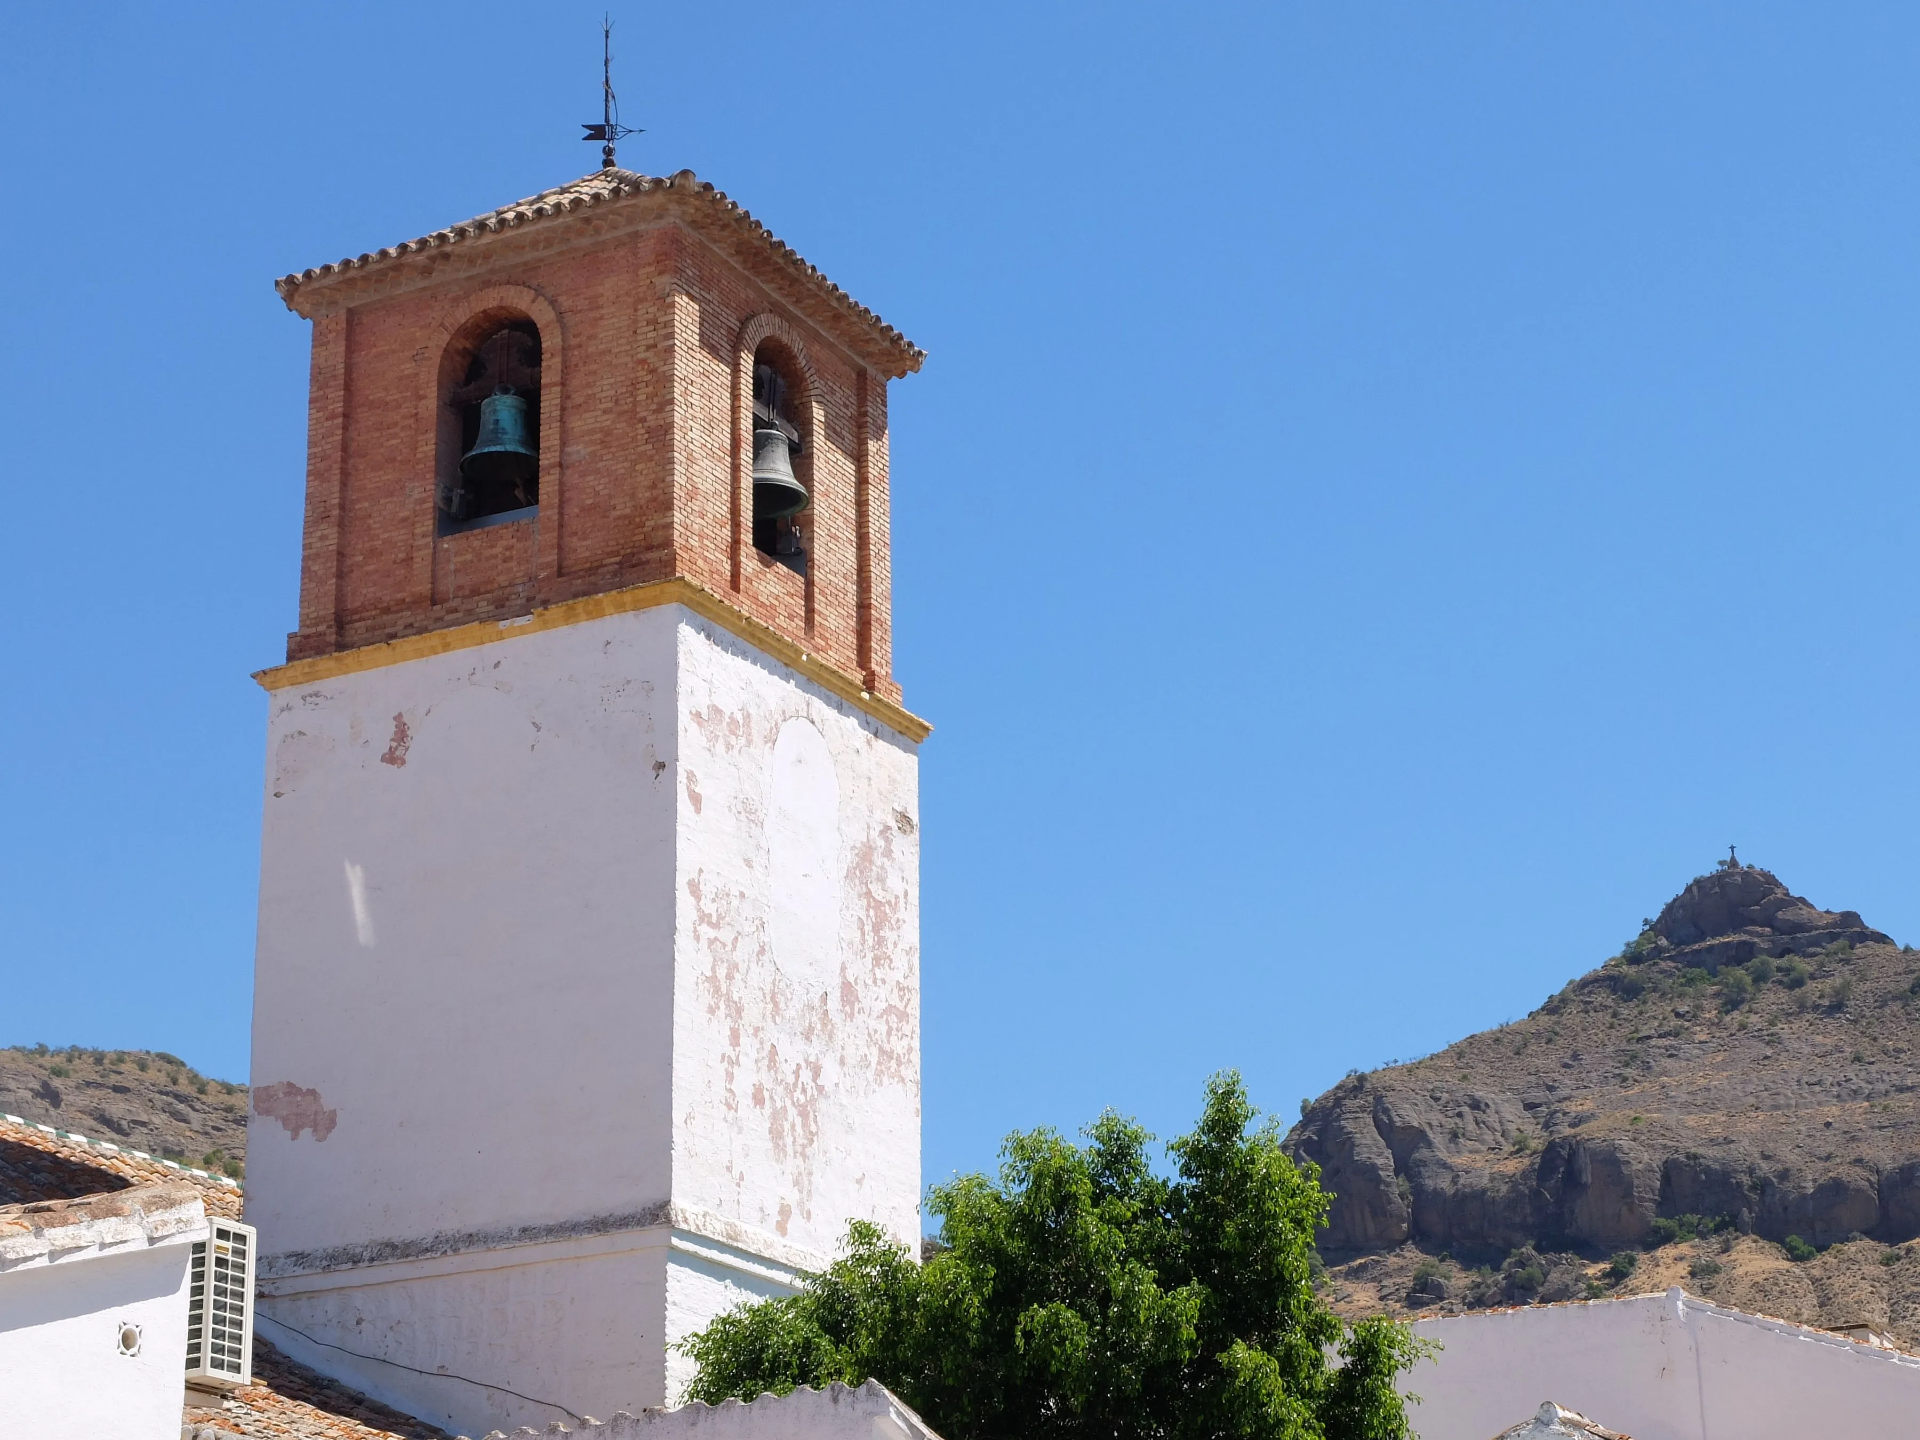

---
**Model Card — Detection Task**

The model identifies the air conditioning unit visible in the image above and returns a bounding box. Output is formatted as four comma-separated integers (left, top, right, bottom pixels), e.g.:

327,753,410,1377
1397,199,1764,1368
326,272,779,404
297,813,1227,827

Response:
184,1218,256,1389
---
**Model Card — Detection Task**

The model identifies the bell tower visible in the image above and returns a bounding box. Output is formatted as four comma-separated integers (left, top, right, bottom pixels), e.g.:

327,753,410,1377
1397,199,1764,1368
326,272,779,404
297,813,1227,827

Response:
246,170,926,1437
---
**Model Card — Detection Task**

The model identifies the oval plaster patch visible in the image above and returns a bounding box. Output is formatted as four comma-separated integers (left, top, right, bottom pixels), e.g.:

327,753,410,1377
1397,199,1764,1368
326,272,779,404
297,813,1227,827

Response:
768,718,842,989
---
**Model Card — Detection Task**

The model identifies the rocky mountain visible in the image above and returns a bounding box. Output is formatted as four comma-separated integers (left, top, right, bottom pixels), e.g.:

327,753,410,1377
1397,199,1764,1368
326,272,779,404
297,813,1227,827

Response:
0,1044,247,1176
1288,863,1920,1343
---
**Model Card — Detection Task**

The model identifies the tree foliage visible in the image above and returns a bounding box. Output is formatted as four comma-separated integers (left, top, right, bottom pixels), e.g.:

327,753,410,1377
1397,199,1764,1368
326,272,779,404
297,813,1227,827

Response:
680,1073,1432,1440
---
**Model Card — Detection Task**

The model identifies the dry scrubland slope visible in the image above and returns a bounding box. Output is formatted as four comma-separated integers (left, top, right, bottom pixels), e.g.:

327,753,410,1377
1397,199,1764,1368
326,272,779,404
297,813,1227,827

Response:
0,1044,247,1175
1288,864,1920,1344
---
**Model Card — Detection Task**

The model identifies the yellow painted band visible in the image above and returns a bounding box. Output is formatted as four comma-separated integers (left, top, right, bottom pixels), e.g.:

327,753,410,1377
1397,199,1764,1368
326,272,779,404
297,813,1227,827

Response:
252,577,932,743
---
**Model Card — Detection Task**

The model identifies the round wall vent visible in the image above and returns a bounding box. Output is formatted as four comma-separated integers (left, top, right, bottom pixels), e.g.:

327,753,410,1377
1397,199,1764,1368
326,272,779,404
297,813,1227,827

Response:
116,1320,142,1357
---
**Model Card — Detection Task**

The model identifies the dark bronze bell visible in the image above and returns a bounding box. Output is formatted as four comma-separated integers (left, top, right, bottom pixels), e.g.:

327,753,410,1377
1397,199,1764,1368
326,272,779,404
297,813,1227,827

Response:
461,389,538,490
752,425,809,519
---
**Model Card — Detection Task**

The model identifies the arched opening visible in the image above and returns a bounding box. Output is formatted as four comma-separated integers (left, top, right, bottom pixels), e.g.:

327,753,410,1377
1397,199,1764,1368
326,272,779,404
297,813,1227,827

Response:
750,342,810,574
438,319,542,532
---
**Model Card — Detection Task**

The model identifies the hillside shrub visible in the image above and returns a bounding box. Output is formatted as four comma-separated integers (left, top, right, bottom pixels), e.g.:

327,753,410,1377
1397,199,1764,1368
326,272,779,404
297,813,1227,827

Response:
1499,1248,1547,1299
1619,931,1657,963
1780,960,1810,989
1648,1214,1731,1248
1783,1235,1817,1262
1717,969,1753,1009
1745,955,1776,985
1610,971,1648,1000
1607,1253,1637,1283
1407,1257,1448,1302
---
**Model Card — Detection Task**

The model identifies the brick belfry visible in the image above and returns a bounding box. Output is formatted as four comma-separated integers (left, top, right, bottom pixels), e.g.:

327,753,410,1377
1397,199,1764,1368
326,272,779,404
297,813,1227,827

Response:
245,169,926,1437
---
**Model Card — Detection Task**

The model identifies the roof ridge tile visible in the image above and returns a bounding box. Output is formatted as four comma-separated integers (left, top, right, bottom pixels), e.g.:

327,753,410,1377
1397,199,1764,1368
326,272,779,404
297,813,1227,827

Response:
274,169,923,372
0,1111,244,1216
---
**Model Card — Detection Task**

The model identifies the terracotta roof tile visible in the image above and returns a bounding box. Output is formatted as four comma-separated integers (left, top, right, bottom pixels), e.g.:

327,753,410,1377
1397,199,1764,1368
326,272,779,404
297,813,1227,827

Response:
0,1126,429,1438
273,169,924,376
0,1177,205,1273
0,1111,242,1218
184,1339,453,1440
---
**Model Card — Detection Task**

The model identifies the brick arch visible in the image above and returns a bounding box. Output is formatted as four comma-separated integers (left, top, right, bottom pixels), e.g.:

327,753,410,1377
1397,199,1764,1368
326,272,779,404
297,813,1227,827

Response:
427,283,566,361
421,284,566,482
736,311,821,403
411,285,566,604
731,313,823,592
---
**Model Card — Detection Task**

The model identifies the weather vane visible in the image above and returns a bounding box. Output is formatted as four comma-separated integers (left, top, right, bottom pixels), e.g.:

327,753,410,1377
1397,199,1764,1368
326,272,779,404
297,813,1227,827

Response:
580,16,642,170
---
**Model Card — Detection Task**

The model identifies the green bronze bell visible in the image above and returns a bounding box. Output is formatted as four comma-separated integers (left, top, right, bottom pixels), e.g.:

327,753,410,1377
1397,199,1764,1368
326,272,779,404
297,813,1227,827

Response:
461,389,538,491
752,425,808,520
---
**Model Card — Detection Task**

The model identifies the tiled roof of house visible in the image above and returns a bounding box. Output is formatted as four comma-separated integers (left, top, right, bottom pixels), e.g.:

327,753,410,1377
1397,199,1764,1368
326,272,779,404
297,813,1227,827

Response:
0,1110,242,1218
0,1114,444,1438
183,1339,454,1440
272,169,924,376
0,1176,205,1265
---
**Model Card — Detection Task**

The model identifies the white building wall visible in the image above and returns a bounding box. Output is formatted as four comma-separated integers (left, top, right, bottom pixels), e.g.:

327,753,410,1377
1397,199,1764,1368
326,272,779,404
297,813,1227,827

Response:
671,618,922,1263
0,1188,206,1440
257,1211,823,1433
250,607,680,1256
258,1230,675,1434
249,604,921,1435
1405,1288,1920,1440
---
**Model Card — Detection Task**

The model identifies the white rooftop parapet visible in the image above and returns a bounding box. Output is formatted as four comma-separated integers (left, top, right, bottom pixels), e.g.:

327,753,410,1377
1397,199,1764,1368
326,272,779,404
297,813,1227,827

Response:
464,1381,940,1440
1494,1401,1630,1439
1408,1286,1920,1440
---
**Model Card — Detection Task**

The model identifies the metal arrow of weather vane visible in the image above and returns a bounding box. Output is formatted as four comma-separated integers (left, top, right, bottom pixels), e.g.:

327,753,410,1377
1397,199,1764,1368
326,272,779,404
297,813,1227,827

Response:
581,17,642,170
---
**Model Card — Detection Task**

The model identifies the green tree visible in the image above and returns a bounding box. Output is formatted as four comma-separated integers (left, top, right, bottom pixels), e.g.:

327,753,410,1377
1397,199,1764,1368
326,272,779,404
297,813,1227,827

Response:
680,1073,1431,1440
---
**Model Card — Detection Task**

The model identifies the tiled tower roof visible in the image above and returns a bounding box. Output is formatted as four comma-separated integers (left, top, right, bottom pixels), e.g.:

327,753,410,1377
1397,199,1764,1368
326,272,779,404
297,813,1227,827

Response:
274,169,925,378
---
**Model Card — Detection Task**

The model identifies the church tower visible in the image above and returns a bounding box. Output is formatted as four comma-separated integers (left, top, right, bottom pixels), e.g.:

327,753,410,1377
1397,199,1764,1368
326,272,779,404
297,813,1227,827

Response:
245,169,926,1437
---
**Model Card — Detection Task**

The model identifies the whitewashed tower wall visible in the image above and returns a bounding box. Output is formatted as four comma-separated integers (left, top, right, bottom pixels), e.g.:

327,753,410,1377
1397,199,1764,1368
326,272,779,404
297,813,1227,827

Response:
250,604,920,1435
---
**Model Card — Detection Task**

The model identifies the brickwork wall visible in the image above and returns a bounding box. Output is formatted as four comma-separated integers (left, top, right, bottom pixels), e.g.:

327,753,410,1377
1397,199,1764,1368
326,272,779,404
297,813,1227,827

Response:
286,220,897,701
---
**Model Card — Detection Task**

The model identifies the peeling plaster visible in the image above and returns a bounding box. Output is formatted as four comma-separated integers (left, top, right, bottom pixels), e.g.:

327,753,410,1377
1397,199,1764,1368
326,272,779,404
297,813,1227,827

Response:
379,712,413,767
673,620,920,1255
254,1082,339,1142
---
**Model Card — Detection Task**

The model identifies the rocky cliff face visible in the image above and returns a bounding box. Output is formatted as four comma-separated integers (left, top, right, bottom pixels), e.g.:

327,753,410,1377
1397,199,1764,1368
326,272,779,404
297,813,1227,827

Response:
1289,866,1917,1262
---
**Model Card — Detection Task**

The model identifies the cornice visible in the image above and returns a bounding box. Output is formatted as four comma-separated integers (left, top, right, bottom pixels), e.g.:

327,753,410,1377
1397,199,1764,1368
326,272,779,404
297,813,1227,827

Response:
275,170,924,379
254,577,932,745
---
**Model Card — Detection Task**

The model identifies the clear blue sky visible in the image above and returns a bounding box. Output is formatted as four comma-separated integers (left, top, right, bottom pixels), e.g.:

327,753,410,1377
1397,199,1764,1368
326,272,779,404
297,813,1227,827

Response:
5,4,1920,1196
